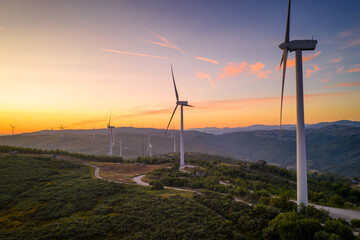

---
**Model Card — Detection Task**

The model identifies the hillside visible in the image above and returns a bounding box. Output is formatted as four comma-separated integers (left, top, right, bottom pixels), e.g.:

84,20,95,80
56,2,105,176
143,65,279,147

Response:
0,125,359,177
0,153,358,240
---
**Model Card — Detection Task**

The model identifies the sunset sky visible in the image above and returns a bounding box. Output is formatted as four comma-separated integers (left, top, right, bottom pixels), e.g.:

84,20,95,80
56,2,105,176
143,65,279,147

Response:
0,0,359,134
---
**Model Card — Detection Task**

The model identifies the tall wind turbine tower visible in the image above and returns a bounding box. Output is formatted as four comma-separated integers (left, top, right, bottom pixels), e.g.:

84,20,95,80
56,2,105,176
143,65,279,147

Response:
106,113,115,156
278,0,317,206
165,66,194,166
9,124,16,135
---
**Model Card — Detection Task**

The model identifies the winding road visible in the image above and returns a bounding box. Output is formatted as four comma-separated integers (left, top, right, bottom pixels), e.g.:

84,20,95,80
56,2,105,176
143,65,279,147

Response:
86,162,360,221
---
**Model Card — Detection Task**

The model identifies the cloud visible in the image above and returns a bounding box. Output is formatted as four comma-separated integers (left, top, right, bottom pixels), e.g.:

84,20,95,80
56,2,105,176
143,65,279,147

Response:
249,62,272,79
330,57,342,63
320,79,329,83
0,26,8,32
120,107,173,118
336,66,344,73
216,62,248,80
141,32,184,54
282,51,321,69
305,64,320,78
346,65,360,73
195,56,219,65
326,82,360,88
102,49,168,60
72,119,105,127
335,29,354,38
341,39,360,49
216,61,271,81
196,72,215,88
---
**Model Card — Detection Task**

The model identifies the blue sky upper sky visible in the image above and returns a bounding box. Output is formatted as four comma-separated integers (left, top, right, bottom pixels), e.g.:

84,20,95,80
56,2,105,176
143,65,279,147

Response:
0,0,359,133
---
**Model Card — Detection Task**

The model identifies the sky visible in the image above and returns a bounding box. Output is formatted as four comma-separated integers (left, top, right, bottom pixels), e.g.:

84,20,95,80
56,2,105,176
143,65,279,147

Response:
0,0,359,134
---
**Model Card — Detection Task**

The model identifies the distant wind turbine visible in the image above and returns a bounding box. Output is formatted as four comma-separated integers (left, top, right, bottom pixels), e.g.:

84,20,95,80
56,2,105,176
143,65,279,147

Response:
58,125,66,137
278,0,317,206
146,134,152,157
119,140,123,157
106,113,115,156
92,125,96,141
165,66,194,166
9,124,16,135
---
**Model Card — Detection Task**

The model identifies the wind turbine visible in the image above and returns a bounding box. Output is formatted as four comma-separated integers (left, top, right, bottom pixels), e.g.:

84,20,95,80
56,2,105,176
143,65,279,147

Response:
119,140,123,157
9,124,16,135
106,113,115,156
165,66,194,166
146,134,152,157
279,0,317,206
58,125,66,137
92,125,96,141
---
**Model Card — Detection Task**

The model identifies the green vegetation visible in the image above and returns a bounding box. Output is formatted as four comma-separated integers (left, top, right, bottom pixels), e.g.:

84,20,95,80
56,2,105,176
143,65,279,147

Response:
0,149,359,240
146,156,360,209
0,145,124,163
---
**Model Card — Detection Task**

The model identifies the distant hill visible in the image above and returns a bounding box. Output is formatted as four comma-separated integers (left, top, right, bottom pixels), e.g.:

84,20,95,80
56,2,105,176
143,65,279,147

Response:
0,124,358,177
190,120,360,135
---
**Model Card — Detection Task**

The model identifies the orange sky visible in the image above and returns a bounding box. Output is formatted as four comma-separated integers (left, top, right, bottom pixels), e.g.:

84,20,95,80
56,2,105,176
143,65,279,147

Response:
0,1,359,134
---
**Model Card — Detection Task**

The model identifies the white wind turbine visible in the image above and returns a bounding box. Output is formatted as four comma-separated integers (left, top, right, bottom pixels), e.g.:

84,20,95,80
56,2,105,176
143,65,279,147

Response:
146,134,152,157
9,124,16,135
119,140,123,157
279,0,317,206
106,113,115,156
165,66,194,166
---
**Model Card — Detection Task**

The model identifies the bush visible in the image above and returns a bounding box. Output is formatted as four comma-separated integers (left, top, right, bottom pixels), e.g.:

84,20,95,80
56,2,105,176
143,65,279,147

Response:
323,219,355,240
350,219,360,228
149,180,164,190
329,195,345,207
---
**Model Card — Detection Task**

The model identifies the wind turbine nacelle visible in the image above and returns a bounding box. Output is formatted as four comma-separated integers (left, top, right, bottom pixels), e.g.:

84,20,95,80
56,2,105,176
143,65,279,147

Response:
279,40,317,51
177,101,188,105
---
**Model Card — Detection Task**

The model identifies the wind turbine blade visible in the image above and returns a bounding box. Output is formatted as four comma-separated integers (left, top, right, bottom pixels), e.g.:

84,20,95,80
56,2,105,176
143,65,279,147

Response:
284,0,291,43
165,104,178,135
108,111,112,126
171,65,179,102
184,104,194,107
280,49,288,137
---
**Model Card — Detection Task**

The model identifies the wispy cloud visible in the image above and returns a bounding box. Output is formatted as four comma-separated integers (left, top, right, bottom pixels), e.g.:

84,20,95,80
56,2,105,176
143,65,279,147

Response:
0,26,9,32
249,62,272,79
112,90,359,119
305,64,320,78
141,32,184,54
102,49,168,60
326,81,360,88
320,78,329,83
346,64,360,73
335,29,355,38
195,56,219,65
72,119,104,127
281,51,321,69
336,66,344,73
196,72,215,88
330,57,342,64
217,62,247,80
341,39,360,49
120,107,173,118
216,61,271,81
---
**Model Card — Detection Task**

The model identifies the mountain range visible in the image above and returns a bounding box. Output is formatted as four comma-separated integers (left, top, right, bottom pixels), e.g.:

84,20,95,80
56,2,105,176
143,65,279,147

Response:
0,121,358,177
